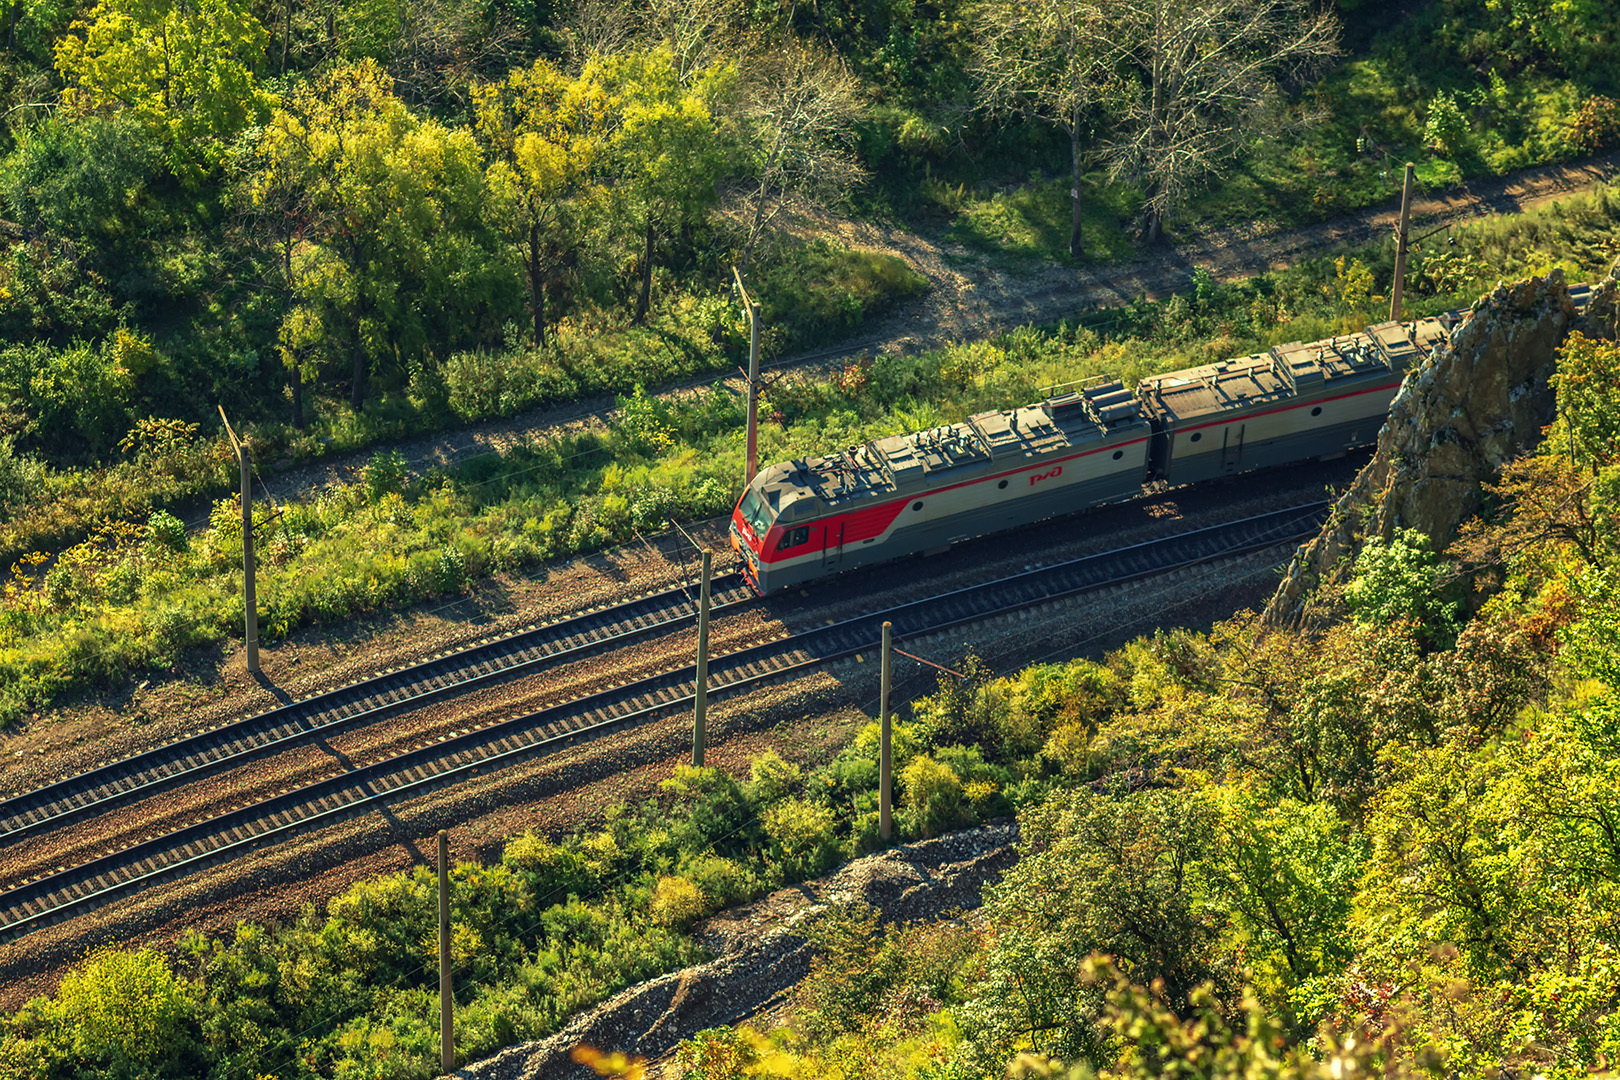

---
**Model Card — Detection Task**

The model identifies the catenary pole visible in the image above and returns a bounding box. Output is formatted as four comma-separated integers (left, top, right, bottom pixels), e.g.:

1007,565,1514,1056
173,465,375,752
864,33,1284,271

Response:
1391,162,1415,322
693,549,712,767
439,830,454,1074
733,267,761,485
218,407,258,674
879,621,893,842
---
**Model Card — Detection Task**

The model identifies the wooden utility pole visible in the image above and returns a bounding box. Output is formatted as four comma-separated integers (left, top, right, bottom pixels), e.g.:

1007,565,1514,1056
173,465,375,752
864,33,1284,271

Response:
879,621,893,842
1391,162,1415,322
733,267,761,485
438,830,454,1075
218,407,259,675
693,549,712,767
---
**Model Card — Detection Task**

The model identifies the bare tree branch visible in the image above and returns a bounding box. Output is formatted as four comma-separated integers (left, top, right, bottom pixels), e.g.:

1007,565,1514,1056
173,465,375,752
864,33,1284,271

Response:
1097,0,1339,243
727,35,866,273
969,0,1120,258
970,0,1338,248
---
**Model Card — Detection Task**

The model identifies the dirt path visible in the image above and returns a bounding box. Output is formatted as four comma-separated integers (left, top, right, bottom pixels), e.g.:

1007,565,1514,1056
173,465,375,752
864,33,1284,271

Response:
261,152,1620,509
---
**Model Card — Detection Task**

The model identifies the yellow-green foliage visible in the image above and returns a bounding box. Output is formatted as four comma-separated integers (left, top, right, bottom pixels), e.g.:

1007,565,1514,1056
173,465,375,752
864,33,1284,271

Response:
649,875,711,930
55,947,194,1066
762,798,841,879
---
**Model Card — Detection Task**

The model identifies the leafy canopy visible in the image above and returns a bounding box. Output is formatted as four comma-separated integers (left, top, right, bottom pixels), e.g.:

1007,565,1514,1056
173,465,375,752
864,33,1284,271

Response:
54,0,274,180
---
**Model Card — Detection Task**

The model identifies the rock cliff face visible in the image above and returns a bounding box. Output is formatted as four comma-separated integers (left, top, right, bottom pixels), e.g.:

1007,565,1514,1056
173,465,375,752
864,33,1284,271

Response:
1264,264,1620,630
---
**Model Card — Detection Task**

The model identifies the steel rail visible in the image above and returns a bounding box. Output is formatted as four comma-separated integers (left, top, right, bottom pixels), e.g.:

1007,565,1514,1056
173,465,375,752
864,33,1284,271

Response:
0,573,753,844
0,502,1327,943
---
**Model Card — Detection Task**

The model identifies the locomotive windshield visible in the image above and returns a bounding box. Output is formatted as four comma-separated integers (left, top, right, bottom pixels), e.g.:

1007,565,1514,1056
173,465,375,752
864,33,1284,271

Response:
738,490,773,535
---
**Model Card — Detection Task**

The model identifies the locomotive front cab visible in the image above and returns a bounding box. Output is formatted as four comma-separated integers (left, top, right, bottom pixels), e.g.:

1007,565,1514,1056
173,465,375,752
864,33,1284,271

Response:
730,483,776,591
730,461,832,594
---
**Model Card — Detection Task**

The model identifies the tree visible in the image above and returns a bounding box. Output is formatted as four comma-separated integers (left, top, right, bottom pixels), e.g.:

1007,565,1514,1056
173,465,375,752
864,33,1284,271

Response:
958,787,1229,1069
1204,787,1362,1034
249,60,511,411
474,57,608,347
599,46,731,324
970,0,1118,258
1553,331,1620,470
0,115,165,260
1096,0,1339,244
1450,453,1603,576
1343,527,1460,649
236,110,339,429
1349,707,1620,1076
730,36,866,273
386,0,529,110
53,0,273,181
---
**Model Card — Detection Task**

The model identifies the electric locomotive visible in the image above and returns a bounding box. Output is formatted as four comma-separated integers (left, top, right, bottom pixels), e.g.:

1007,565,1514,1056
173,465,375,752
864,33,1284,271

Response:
730,310,1468,595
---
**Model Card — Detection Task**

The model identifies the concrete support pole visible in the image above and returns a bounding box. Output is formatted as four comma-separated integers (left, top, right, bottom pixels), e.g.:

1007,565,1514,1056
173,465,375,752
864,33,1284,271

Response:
746,300,760,485
693,549,712,767
219,407,258,674
239,443,258,674
1391,162,1415,322
879,621,893,842
733,267,761,486
439,830,453,1075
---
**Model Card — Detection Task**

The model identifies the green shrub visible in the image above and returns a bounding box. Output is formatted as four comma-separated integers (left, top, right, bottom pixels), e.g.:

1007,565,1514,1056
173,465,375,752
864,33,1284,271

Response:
361,449,408,501
502,832,596,903
1344,528,1461,648
53,946,196,1068
648,875,710,929
674,1027,755,1080
745,750,803,805
0,437,46,522
444,348,555,421
1571,94,1620,152
144,510,188,554
762,798,841,881
899,754,968,838
679,854,759,910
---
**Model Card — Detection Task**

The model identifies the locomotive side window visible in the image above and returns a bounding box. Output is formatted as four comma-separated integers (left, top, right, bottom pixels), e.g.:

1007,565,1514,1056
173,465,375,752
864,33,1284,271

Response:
997,479,1009,489
1112,450,1124,460
912,501,924,511
1311,406,1323,416
779,526,810,550
1190,431,1203,443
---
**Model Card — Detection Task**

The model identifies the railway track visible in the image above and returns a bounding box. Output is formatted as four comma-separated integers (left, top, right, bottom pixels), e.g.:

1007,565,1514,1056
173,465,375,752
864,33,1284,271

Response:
0,502,1327,944
0,573,756,844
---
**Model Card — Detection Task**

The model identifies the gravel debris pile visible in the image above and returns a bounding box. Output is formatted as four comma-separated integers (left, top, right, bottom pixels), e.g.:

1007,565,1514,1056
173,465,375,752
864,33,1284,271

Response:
456,822,1019,1080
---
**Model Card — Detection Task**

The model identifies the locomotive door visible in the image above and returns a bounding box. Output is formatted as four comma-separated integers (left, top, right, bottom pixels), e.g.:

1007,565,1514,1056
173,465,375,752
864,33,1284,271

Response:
822,522,845,569
1221,424,1246,472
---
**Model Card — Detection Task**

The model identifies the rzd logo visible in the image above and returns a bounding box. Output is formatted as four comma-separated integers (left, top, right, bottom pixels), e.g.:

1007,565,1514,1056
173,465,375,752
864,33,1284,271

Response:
1028,465,1063,486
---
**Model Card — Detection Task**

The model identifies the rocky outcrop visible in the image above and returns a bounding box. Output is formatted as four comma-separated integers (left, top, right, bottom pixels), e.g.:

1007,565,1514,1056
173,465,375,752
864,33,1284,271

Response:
1264,264,1620,629
454,823,1019,1080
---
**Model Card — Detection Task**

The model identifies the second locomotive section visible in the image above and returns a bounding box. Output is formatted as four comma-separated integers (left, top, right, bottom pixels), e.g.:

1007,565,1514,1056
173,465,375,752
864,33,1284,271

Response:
730,317,1450,595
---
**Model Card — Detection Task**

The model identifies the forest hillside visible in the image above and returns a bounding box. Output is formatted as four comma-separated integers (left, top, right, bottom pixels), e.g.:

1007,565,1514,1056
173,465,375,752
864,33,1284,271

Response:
2,0,1620,1075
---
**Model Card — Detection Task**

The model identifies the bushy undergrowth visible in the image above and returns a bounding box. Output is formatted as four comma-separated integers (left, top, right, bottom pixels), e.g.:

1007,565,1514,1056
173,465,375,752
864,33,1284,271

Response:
0,670,1065,1079
0,239,925,569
